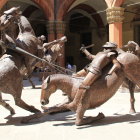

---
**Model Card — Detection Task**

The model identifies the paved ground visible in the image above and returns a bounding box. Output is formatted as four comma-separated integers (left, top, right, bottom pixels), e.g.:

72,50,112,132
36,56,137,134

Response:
0,77,140,140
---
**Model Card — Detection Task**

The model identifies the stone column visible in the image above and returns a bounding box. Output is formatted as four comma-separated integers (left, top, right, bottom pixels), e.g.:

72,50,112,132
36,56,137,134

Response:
56,21,66,67
46,21,55,41
46,20,66,67
106,7,124,48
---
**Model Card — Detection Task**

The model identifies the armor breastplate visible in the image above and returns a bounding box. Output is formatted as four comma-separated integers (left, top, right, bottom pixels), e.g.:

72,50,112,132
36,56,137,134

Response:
86,51,117,75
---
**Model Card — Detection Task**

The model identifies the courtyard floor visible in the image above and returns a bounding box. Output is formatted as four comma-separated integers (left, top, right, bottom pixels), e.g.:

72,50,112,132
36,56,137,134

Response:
0,77,140,140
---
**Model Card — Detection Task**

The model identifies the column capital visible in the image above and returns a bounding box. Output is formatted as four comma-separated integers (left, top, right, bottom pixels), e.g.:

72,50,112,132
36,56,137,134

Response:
106,7,125,24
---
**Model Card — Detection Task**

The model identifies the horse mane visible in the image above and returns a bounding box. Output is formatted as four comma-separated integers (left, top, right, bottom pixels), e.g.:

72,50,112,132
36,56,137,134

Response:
48,73,83,89
49,74,72,81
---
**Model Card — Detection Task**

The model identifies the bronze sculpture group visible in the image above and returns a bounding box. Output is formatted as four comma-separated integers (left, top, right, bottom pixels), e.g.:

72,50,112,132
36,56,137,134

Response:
0,7,140,126
40,41,140,125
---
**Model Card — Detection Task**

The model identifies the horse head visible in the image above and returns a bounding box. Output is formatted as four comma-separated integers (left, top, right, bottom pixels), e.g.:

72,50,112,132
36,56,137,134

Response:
40,76,57,105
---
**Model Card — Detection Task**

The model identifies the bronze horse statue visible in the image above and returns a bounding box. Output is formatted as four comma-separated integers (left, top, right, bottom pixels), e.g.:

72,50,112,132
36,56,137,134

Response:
0,7,66,114
40,51,140,125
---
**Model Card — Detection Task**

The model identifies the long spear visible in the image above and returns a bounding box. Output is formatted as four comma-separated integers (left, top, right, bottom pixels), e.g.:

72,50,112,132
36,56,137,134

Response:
0,40,54,68
0,39,74,74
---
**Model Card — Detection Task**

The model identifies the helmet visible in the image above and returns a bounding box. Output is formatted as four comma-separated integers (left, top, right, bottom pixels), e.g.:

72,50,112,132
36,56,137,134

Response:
102,42,117,48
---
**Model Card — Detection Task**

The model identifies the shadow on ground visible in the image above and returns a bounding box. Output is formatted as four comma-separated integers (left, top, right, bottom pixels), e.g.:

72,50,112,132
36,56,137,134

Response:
0,111,140,128
23,77,42,88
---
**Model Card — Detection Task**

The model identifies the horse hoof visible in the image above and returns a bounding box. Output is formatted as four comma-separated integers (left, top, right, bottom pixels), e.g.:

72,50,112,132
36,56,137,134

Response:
41,106,48,111
10,110,15,115
129,109,136,114
98,112,105,119
34,110,41,113
31,108,41,113
32,86,36,89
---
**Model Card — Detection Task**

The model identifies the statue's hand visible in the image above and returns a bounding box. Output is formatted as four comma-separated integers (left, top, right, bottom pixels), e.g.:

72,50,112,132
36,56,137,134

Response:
80,47,85,51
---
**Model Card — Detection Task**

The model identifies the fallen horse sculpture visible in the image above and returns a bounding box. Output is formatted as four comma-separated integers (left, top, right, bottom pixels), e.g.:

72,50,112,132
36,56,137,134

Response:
0,7,66,114
40,51,140,126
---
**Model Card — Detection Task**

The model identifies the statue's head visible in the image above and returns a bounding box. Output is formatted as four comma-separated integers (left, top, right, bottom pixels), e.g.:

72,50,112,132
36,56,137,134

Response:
124,41,139,54
102,42,117,51
126,41,138,48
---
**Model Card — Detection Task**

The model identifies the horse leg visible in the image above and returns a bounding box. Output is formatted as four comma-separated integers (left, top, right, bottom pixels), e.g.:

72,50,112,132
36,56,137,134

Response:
28,75,35,89
41,97,71,114
0,92,15,115
128,80,136,113
21,98,71,123
14,96,40,113
75,93,105,126
12,79,40,113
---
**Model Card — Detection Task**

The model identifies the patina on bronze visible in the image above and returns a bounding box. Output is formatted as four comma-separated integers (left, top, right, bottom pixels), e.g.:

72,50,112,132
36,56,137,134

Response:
65,42,121,111
40,42,140,126
81,43,139,114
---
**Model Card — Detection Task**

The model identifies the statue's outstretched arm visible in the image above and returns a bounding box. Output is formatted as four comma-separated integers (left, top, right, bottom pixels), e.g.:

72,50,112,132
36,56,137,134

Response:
73,46,95,77
43,36,67,50
80,47,95,60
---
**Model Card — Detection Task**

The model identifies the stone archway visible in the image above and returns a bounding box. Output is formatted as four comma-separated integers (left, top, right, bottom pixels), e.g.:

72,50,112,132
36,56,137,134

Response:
32,0,54,20
64,4,107,70
57,0,76,20
1,0,48,40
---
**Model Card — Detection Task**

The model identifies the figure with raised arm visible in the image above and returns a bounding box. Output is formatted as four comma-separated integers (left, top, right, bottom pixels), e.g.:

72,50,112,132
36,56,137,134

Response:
67,42,122,111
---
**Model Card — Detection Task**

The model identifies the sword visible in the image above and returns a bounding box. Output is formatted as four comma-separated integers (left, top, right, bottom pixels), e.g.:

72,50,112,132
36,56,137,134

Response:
80,44,94,51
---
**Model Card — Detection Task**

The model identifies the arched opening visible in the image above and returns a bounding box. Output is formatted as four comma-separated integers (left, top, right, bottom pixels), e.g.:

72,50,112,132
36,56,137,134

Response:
65,12,93,70
1,0,48,40
64,4,107,71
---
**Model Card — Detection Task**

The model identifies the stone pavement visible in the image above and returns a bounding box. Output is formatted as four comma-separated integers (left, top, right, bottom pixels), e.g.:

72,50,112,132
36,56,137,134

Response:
0,77,140,140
